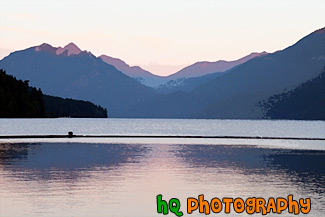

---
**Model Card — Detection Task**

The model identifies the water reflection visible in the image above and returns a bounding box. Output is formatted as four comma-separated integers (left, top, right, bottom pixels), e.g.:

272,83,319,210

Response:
0,143,32,162
175,144,325,176
0,143,149,181
174,144,325,216
0,142,324,217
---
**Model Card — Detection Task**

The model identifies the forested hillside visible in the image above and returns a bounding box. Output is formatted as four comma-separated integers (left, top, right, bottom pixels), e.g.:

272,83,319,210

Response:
0,43,156,117
261,67,325,120
43,95,107,118
0,69,107,118
0,69,44,117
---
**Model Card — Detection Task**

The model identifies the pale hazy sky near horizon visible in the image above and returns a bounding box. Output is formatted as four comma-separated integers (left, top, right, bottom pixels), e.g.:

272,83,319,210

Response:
0,0,324,75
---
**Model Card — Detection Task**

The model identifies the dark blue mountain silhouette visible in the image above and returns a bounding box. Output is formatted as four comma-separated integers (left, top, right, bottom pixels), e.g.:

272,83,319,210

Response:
0,43,156,117
260,66,325,120
131,27,325,119
1,28,324,119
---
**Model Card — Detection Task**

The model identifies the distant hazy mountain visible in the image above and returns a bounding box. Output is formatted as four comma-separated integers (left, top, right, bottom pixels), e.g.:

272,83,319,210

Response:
156,72,224,94
99,55,167,87
156,51,269,93
168,52,269,79
99,55,155,78
131,27,325,119
100,52,268,88
0,43,156,117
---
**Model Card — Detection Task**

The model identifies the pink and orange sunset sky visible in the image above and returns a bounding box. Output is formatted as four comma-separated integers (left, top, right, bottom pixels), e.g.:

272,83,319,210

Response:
0,0,324,75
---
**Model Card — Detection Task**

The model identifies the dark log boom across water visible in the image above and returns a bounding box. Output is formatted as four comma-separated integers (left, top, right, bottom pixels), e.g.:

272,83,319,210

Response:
0,132,324,141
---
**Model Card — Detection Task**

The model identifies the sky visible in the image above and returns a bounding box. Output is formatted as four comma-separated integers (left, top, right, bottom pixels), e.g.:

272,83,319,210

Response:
0,0,324,76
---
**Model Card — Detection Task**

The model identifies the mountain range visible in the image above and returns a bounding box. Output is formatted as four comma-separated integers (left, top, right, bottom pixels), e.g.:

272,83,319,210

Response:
0,43,155,117
131,27,325,118
167,51,269,79
0,27,324,119
99,51,268,88
155,52,268,94
99,54,166,87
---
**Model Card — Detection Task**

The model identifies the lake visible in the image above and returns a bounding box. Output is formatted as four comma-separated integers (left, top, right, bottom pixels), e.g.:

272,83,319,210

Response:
0,118,324,217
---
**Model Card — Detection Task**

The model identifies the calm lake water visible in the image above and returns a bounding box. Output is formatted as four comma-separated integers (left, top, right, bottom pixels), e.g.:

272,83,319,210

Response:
0,119,324,217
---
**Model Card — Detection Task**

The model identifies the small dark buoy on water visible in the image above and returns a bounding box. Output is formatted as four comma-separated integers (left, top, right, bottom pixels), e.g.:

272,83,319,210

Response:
68,131,73,138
